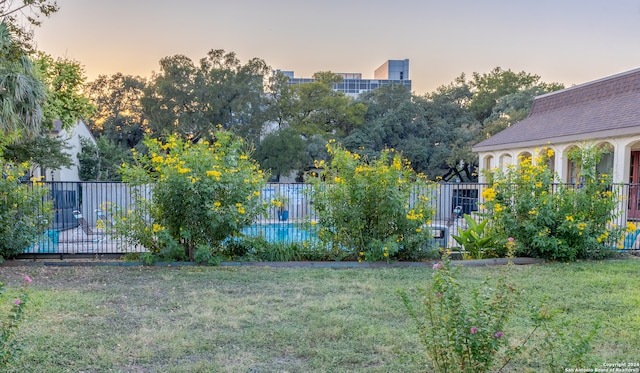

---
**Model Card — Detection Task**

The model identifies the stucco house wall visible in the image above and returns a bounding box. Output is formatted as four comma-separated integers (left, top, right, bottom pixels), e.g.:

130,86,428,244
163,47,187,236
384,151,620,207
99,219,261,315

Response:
44,119,96,182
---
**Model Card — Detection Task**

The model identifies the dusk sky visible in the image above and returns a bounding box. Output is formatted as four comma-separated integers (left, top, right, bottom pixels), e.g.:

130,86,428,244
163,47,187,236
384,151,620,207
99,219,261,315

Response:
32,0,640,94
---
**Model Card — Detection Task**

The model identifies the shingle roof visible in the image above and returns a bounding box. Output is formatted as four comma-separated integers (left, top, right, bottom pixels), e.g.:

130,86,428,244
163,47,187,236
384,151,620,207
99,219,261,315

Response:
472,68,640,152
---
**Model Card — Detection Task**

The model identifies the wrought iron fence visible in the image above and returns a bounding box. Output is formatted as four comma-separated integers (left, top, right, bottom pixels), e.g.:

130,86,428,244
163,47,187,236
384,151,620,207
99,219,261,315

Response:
17,181,635,257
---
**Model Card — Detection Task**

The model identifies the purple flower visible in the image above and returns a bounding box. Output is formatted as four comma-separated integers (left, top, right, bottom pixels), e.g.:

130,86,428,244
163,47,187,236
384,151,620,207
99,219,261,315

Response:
494,331,504,338
25,275,32,283
432,262,442,270
436,292,442,298
14,299,21,306
508,237,515,243
470,327,478,335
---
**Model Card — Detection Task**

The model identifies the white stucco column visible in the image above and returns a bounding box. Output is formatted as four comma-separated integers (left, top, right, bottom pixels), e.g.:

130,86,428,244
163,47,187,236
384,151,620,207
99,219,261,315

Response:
613,140,629,184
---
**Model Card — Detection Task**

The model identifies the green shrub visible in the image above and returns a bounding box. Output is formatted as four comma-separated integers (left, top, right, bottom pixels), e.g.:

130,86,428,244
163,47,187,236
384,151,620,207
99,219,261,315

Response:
451,214,501,259
308,141,435,261
113,130,268,262
482,145,623,261
400,255,599,372
1,276,31,370
400,256,517,373
0,161,52,260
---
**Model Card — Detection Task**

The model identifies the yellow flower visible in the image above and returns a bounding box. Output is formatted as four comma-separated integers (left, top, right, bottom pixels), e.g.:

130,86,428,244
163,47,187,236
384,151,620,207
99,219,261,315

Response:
383,252,389,257
566,215,574,222
238,207,245,214
627,222,637,232
206,170,221,178
482,188,496,202
334,177,342,183
214,201,221,207
547,148,555,157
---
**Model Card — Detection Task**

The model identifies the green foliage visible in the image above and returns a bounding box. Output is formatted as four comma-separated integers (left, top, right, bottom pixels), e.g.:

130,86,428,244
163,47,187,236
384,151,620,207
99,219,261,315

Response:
400,256,599,373
451,214,499,259
113,129,268,261
0,0,58,52
0,21,47,140
1,276,31,370
142,49,270,141
34,53,95,131
2,135,72,171
77,136,131,181
0,161,52,260
308,141,435,261
467,67,564,122
400,256,517,373
85,73,147,148
288,72,367,138
483,145,623,261
254,128,308,179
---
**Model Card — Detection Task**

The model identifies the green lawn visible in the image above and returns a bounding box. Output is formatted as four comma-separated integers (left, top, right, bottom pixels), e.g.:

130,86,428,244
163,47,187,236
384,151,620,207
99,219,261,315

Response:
1,258,639,372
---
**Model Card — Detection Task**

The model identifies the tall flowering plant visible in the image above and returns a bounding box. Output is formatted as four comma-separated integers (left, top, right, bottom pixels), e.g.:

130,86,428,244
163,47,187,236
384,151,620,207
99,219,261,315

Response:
0,160,52,260
482,145,623,261
115,130,268,262
308,141,435,261
1,275,32,369
400,255,516,373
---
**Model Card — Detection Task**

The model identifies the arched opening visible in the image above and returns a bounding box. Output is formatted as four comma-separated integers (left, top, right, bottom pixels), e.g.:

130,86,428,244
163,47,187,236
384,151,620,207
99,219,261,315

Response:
541,147,556,175
596,142,614,176
565,145,580,185
498,153,513,171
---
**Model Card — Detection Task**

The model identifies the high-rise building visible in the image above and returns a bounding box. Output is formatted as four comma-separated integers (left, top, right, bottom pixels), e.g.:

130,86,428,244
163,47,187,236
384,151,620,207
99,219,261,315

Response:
275,59,411,96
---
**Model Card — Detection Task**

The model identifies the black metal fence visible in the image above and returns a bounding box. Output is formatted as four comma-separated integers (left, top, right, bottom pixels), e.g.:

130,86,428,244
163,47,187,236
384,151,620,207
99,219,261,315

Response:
18,181,635,257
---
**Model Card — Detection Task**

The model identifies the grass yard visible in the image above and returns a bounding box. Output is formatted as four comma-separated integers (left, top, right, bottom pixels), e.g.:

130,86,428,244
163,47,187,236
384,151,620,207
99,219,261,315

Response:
1,258,639,372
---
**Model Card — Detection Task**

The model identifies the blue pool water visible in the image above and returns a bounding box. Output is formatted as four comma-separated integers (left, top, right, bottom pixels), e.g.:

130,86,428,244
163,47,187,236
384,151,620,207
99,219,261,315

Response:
242,223,315,243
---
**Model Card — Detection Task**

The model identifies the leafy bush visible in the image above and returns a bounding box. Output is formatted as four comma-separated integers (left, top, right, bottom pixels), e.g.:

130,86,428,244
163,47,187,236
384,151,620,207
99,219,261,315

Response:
482,145,623,261
308,141,435,261
400,255,517,373
1,276,31,370
0,161,52,260
451,214,502,259
400,255,599,372
113,130,268,262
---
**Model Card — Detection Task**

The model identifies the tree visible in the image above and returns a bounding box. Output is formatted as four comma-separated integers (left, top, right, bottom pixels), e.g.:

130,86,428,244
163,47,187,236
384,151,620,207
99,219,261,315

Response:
419,82,480,178
85,73,147,149
288,72,366,138
2,134,72,172
479,85,563,141
2,49,94,175
0,20,46,140
35,53,95,131
0,0,59,51
343,83,478,179
254,128,308,180
77,136,131,181
467,67,562,123
142,50,270,142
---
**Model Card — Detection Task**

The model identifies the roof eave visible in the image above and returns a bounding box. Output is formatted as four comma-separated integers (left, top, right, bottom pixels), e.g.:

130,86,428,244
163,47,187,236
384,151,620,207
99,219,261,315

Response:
472,126,640,153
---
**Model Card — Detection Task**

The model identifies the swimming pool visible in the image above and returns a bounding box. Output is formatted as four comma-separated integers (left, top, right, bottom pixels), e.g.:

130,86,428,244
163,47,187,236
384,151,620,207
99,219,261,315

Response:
242,223,315,243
